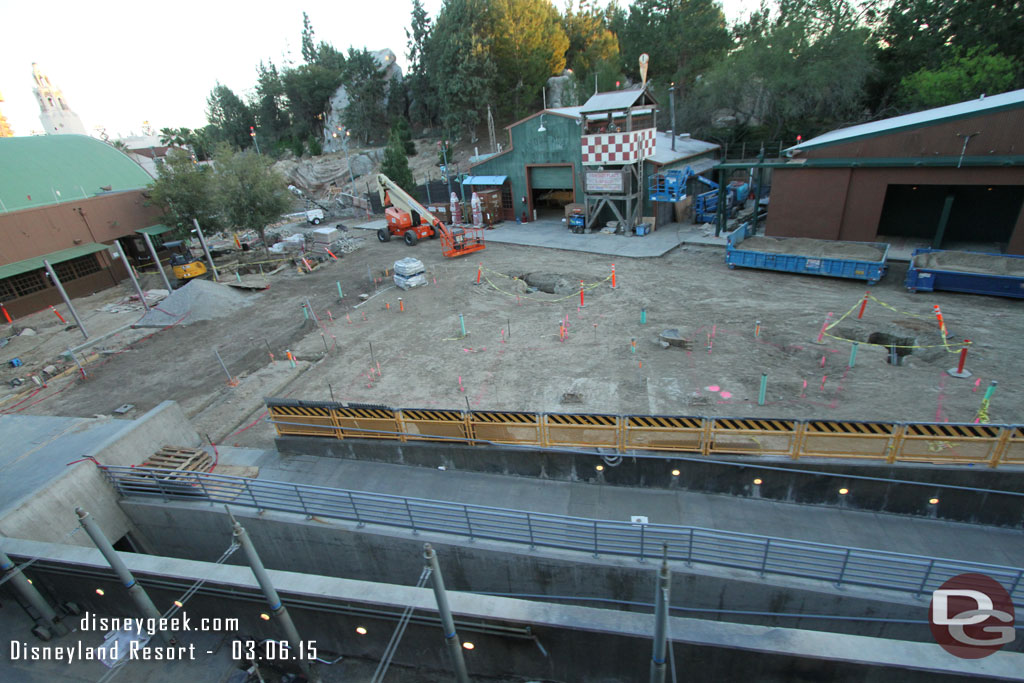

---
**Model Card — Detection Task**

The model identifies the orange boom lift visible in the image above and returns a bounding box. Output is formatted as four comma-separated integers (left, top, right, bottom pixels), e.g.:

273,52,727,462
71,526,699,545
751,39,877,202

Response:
375,173,485,258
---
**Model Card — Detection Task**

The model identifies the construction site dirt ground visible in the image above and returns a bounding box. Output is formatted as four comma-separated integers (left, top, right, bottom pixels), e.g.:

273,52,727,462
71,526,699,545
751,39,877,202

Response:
4,228,1022,450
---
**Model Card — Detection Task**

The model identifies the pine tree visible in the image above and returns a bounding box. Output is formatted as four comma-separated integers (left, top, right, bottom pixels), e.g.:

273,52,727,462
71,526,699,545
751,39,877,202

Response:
380,127,415,195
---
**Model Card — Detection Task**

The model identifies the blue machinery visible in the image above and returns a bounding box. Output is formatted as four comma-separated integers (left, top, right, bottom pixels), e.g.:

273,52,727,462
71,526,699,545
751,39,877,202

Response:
648,167,749,223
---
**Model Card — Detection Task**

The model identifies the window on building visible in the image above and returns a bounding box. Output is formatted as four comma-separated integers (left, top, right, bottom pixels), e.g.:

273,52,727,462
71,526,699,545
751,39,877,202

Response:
8,270,47,297
53,254,101,282
0,278,16,300
501,185,513,210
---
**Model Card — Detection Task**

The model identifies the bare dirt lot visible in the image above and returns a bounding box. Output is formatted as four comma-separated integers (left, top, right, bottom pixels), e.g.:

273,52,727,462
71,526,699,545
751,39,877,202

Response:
4,226,1022,449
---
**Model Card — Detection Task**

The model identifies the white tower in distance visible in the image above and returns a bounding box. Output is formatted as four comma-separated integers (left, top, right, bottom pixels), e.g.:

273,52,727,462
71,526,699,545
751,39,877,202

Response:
32,63,86,135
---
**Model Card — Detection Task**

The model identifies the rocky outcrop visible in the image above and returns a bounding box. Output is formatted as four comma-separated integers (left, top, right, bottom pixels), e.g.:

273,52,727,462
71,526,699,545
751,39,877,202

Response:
273,149,385,195
323,48,402,153
546,70,580,108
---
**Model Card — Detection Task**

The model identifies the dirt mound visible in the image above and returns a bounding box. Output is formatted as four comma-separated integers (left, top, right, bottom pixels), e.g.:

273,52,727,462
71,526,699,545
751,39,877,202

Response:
913,251,1024,276
741,236,886,261
134,279,257,328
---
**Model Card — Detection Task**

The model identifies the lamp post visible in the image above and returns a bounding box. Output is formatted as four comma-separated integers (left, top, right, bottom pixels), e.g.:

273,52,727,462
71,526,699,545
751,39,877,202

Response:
249,126,261,155
669,83,676,151
440,140,452,197
334,127,355,194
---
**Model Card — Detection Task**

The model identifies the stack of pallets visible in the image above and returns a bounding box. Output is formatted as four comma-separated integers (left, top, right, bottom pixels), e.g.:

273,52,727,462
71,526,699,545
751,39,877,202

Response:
138,446,213,479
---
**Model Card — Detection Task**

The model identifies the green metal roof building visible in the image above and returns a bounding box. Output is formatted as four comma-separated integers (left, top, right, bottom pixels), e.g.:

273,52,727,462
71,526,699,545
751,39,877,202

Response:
469,96,718,232
0,135,165,317
0,134,153,213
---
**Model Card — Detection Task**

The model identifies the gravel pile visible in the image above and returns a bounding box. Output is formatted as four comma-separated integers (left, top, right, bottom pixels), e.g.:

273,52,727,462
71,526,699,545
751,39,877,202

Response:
135,279,257,328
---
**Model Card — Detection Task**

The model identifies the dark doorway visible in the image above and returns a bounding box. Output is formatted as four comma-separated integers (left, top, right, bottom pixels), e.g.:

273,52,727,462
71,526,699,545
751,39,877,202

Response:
877,184,1023,249
528,165,575,219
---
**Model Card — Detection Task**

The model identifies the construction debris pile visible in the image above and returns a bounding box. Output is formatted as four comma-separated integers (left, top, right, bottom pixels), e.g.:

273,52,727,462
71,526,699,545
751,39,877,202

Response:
135,279,256,328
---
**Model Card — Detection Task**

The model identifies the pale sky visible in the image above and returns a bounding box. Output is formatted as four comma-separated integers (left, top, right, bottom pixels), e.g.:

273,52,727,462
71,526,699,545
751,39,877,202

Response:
0,0,757,139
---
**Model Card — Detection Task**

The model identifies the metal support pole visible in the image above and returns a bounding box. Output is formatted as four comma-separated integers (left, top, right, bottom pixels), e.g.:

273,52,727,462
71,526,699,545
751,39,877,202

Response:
668,85,676,151
230,510,320,682
76,507,170,644
713,178,728,237
113,240,149,312
424,544,470,683
442,143,453,198
191,219,219,281
140,231,172,292
43,260,88,340
752,147,766,235
932,192,955,249
0,547,69,636
649,545,671,683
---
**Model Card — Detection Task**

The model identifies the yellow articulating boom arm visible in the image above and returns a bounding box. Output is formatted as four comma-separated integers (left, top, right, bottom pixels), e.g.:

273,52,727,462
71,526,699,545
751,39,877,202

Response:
376,173,485,258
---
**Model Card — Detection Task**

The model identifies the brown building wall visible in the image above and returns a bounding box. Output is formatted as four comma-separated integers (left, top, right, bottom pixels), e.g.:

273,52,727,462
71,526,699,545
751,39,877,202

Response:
0,191,158,318
767,167,1024,253
0,190,162,265
765,168,850,240
6,268,122,319
802,109,1024,159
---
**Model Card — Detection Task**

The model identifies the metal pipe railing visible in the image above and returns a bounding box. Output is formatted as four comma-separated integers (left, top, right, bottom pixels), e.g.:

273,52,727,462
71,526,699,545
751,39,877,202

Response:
101,466,1024,607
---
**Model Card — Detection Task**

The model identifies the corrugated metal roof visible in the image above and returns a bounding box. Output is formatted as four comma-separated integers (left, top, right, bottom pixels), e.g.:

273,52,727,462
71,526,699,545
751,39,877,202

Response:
548,106,585,118
462,175,508,186
648,132,720,165
0,135,152,213
789,88,1024,152
136,224,173,236
580,88,657,114
0,243,109,280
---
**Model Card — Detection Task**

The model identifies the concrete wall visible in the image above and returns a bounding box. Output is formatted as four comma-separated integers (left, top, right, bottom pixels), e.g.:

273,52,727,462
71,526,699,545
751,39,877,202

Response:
6,536,1006,682
121,501,938,645
0,401,199,547
275,437,1024,528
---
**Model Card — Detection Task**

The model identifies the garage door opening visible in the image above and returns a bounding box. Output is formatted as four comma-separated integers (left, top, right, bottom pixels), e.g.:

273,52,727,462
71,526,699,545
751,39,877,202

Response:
528,165,575,220
877,184,1024,251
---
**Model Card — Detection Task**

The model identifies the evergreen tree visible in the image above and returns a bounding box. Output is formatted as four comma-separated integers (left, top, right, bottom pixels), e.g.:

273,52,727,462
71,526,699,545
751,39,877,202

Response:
301,12,317,64
405,0,436,127
380,127,415,195
393,116,416,156
484,0,569,117
206,83,256,150
255,61,290,144
343,49,388,144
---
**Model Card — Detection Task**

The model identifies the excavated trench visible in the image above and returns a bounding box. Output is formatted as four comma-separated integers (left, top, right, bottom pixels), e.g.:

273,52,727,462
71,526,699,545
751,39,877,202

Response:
833,326,917,365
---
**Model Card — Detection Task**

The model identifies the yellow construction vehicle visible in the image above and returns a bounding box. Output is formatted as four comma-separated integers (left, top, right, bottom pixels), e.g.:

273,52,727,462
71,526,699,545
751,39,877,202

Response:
164,240,208,284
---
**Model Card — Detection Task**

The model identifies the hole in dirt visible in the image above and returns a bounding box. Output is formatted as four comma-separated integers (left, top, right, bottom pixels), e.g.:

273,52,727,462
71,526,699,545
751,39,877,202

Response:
867,332,916,364
512,272,588,295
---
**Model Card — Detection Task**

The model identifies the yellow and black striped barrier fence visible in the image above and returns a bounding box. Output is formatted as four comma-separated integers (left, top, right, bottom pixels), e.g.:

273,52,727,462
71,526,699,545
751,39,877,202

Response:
468,410,542,445
799,420,898,461
544,412,620,449
708,418,799,457
623,416,706,453
265,399,1023,468
892,423,1003,465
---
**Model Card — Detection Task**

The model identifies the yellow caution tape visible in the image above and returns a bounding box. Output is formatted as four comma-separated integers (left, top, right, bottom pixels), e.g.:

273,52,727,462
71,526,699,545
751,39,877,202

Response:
479,266,613,304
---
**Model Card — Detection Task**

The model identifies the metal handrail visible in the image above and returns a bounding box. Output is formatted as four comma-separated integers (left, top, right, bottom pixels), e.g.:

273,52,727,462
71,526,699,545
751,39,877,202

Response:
101,466,1024,606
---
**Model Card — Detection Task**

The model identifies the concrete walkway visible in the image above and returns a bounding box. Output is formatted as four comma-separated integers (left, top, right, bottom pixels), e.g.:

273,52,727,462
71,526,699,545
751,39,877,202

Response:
351,216,952,261
217,447,1024,570
353,216,724,258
